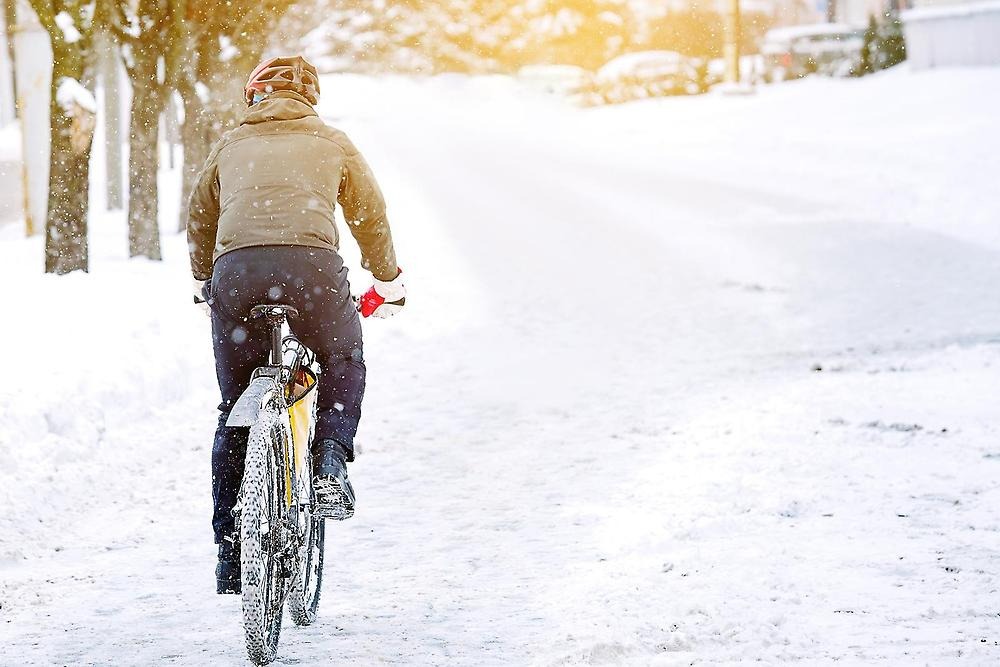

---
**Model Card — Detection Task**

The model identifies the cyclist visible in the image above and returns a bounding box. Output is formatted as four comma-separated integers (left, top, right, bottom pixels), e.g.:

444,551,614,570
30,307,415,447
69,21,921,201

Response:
187,55,405,594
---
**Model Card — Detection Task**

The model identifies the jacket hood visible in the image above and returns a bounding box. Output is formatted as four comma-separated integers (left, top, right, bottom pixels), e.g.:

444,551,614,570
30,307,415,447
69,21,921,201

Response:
241,91,317,125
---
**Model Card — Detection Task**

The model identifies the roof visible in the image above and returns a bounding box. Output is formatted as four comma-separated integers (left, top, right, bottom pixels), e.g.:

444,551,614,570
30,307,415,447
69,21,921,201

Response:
597,51,686,78
902,0,1000,21
763,23,860,43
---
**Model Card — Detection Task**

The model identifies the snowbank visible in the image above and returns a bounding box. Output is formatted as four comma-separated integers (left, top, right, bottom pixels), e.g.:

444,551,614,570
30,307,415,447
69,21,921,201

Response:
576,66,1000,249
0,222,214,561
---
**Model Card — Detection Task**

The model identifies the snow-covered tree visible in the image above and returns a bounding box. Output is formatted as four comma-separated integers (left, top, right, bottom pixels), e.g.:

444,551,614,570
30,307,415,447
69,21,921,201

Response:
639,9,772,59
504,0,632,69
873,13,906,70
28,0,97,274
857,12,906,76
288,0,462,74
286,0,634,73
170,1,300,232
103,0,173,260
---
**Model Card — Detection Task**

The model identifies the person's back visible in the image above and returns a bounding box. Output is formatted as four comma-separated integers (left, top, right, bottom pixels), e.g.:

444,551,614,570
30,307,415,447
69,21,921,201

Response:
214,100,349,254
187,56,406,595
189,87,397,285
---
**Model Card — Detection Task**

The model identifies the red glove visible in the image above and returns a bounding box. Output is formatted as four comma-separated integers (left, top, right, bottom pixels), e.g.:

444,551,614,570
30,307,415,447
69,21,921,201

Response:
359,269,405,319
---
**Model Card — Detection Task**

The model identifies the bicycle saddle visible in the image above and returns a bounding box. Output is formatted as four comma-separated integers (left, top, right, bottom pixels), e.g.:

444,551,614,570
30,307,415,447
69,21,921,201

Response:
250,304,299,321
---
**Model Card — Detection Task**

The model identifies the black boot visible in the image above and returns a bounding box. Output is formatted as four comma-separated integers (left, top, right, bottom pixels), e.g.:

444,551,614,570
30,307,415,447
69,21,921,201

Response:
312,438,355,520
216,536,241,594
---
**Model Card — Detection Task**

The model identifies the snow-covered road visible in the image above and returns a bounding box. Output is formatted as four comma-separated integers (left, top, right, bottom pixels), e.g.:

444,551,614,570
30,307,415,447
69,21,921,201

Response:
2,68,1000,665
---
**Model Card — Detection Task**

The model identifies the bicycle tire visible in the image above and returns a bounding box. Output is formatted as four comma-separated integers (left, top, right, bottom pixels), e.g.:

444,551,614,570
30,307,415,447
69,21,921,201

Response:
288,516,325,626
241,405,288,665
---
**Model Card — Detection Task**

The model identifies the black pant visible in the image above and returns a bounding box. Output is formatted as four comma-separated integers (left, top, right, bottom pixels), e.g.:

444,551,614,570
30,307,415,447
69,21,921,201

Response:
209,246,364,543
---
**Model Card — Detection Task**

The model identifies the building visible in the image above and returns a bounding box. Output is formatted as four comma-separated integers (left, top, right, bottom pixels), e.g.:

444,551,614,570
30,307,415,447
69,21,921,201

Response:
902,0,1000,68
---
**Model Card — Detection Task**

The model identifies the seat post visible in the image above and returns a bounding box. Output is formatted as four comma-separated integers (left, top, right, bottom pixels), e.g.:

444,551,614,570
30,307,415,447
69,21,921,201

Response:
269,320,283,366
249,304,300,368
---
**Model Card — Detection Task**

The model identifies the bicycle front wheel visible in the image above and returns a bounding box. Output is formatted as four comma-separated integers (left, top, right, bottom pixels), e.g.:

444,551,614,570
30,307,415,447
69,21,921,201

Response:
288,515,325,626
241,406,288,665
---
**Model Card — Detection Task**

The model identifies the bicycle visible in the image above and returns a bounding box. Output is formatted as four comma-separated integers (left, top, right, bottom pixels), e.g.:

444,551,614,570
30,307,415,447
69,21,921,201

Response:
225,304,326,665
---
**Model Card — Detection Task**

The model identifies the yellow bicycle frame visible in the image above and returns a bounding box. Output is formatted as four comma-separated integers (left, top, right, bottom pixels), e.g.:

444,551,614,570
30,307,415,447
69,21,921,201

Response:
286,368,318,506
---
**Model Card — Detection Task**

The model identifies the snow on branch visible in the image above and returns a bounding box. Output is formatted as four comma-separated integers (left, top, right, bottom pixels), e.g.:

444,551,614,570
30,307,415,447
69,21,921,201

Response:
194,81,210,104
55,77,97,155
219,35,239,63
55,11,83,43
56,77,98,114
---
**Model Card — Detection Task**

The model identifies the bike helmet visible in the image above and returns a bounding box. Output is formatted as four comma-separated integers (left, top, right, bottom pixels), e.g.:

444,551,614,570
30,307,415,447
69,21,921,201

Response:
245,55,321,106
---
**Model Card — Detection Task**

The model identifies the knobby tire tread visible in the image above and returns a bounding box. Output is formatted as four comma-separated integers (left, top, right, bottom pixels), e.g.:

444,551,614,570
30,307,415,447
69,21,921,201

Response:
241,407,286,665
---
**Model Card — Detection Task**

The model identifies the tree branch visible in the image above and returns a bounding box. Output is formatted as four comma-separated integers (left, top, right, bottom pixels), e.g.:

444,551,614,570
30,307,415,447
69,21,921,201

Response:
27,0,60,42
93,0,132,43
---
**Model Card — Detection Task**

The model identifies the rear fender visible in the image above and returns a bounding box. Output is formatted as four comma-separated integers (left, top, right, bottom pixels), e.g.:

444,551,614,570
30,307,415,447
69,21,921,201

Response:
226,375,280,427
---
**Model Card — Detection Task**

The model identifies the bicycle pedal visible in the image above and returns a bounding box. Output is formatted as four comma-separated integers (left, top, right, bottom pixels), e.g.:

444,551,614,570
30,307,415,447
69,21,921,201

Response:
313,477,355,521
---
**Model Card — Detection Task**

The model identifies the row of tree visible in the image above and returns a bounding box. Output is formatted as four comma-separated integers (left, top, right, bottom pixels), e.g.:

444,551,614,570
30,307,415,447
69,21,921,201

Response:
26,0,297,274
287,1,775,73
26,0,779,274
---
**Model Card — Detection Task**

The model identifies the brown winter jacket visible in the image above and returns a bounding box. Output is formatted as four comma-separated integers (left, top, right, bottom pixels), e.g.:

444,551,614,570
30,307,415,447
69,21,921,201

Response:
187,90,397,281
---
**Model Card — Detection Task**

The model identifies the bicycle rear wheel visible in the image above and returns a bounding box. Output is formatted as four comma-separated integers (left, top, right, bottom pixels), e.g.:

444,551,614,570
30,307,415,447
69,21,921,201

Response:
288,515,325,625
241,406,289,665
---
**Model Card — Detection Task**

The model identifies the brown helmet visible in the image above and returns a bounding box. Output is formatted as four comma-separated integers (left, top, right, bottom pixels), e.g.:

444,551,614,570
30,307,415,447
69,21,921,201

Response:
245,55,320,106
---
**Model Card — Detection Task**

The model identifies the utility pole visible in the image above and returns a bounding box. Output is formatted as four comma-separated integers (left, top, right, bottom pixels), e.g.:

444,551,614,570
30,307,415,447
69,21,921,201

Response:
13,0,50,237
724,0,741,85
0,1,14,124
3,0,15,117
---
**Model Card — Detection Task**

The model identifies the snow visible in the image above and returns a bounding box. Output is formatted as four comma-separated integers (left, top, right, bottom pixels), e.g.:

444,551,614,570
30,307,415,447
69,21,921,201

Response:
1,67,1000,664
763,23,861,43
597,50,688,81
0,121,21,161
120,41,134,69
195,81,210,105
219,35,239,63
55,76,97,114
54,11,82,44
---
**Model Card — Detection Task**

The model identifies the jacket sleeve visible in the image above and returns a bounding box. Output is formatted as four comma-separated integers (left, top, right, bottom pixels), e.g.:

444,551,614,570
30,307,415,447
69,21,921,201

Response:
187,146,222,281
337,137,398,281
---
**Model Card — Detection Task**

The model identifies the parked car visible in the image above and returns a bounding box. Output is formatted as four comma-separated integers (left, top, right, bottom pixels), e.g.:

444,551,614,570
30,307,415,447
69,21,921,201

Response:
517,65,591,97
593,51,702,104
761,24,863,82
705,54,767,88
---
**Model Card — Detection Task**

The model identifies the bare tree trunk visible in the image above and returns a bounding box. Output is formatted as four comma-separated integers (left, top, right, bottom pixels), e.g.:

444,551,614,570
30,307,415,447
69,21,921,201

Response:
175,45,252,233
165,92,178,169
126,43,165,259
176,83,210,233
44,44,94,274
203,59,250,136
170,8,287,234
